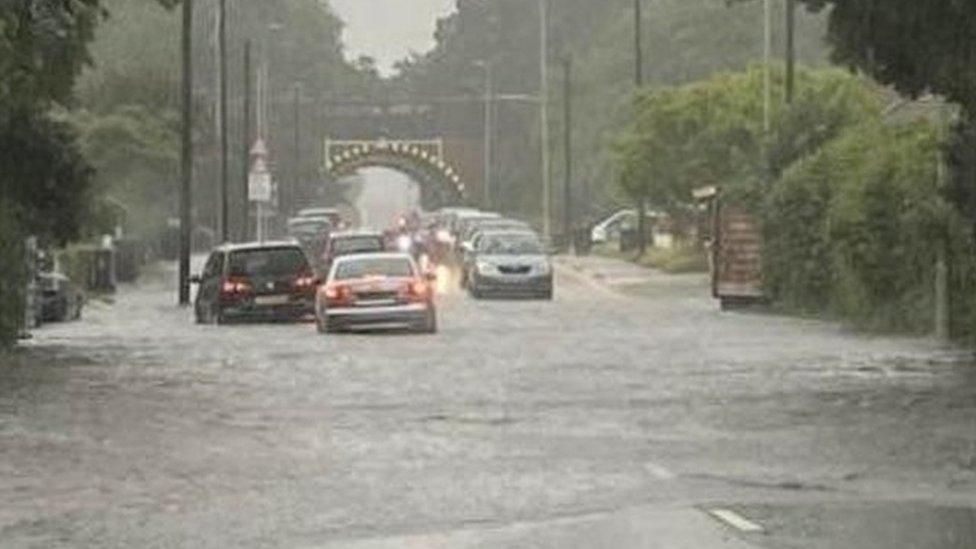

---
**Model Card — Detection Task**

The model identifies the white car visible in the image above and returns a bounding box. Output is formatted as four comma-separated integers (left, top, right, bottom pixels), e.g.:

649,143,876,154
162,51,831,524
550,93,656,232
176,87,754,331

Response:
315,253,437,334
590,208,666,243
590,209,637,243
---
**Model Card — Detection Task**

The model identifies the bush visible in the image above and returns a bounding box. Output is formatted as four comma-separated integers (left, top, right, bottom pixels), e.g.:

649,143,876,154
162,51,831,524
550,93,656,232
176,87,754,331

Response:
0,201,25,347
765,119,976,338
638,245,709,274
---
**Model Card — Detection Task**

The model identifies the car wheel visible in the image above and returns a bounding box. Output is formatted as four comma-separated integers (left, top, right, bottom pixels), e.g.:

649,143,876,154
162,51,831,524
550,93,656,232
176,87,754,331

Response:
422,309,438,334
542,289,554,301
325,318,341,334
211,304,226,325
315,306,329,334
469,285,482,300
194,302,206,324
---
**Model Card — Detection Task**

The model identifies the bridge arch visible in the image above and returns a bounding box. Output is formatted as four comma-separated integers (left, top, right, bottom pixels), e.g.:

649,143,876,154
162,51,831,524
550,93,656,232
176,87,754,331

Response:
324,139,467,209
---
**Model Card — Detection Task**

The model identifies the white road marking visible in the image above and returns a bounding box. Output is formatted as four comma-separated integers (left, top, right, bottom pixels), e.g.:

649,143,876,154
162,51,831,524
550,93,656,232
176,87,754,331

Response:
708,508,765,533
644,462,677,480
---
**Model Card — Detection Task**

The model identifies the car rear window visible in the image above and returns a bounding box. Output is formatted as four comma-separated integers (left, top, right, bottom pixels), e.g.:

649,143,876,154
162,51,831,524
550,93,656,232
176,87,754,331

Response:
334,258,414,280
288,219,331,236
228,248,308,277
332,236,384,255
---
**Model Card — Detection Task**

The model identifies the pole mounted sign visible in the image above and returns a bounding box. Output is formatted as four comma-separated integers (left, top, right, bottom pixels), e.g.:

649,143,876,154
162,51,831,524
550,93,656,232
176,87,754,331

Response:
248,138,272,203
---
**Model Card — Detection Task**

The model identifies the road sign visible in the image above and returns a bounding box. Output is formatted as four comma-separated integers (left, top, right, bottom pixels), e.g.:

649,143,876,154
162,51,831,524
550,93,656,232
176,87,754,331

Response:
248,157,272,202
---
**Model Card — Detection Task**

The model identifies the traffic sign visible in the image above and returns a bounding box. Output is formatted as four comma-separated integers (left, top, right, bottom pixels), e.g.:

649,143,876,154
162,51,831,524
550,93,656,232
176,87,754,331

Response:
249,157,272,202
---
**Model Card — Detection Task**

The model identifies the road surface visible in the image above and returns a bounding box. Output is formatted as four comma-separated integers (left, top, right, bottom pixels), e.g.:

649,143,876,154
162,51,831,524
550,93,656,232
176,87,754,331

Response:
1,256,974,548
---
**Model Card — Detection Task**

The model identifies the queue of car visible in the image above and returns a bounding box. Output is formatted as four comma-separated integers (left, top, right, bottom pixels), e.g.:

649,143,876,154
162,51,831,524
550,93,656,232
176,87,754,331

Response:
190,205,555,333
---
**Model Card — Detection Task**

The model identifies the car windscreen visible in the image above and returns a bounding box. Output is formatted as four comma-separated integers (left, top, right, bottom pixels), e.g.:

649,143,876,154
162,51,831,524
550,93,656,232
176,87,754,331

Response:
477,234,544,255
334,258,414,280
332,236,383,255
228,248,308,277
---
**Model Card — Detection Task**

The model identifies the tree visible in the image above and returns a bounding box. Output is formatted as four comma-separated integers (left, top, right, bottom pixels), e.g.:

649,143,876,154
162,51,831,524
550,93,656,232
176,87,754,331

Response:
614,65,880,215
0,0,175,344
729,0,976,239
786,1,976,115
392,0,831,219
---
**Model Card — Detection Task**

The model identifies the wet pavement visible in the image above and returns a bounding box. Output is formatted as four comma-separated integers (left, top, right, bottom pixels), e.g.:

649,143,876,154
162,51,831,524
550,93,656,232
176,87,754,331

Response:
1,255,975,548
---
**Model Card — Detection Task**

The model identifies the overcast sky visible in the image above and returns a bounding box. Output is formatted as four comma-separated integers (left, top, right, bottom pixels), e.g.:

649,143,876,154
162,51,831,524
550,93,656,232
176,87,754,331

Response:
329,0,456,76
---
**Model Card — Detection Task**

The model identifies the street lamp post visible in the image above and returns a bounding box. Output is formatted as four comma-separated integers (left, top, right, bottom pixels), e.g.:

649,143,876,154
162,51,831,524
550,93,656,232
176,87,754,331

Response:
785,0,796,104
178,0,193,306
242,40,252,241
562,56,573,251
634,0,648,257
218,0,229,243
292,81,301,216
539,0,551,241
474,60,494,209
764,0,772,133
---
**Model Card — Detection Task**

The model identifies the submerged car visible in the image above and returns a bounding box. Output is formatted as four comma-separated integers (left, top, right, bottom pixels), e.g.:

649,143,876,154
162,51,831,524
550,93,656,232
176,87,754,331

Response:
315,252,437,334
192,242,317,324
466,231,553,300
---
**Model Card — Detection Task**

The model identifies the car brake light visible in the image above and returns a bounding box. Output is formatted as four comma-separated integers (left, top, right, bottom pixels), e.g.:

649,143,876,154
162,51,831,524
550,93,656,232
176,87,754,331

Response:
220,277,251,295
294,276,316,289
407,280,429,301
324,283,351,304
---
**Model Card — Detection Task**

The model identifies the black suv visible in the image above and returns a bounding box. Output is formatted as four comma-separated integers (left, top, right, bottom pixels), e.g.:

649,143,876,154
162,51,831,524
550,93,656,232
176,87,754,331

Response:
192,242,317,324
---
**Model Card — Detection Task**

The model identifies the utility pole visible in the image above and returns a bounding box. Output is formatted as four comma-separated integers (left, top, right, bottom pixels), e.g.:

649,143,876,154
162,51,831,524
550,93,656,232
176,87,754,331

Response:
635,0,648,256
475,61,494,209
539,0,551,241
562,56,573,252
218,0,229,243
242,40,252,241
763,0,772,133
634,0,643,87
178,0,193,306
785,0,796,104
292,82,301,217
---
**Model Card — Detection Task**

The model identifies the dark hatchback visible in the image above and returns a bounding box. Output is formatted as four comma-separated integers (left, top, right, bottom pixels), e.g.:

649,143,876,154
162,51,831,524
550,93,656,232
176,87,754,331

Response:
193,242,317,324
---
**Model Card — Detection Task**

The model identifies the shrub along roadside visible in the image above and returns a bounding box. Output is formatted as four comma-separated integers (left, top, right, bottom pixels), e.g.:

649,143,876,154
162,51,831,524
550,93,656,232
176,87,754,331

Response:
0,201,25,346
764,119,976,339
592,243,709,275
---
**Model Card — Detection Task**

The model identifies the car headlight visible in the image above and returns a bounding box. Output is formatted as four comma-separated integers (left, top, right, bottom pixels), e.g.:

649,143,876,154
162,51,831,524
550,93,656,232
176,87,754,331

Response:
396,235,412,252
476,261,496,274
535,261,552,275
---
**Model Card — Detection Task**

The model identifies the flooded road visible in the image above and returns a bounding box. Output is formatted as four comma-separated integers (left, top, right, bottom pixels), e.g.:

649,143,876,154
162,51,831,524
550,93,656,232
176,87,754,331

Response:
1,256,974,548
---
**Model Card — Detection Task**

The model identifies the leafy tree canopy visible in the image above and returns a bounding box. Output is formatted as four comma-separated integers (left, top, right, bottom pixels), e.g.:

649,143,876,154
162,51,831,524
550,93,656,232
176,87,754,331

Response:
615,65,881,212
733,1,976,116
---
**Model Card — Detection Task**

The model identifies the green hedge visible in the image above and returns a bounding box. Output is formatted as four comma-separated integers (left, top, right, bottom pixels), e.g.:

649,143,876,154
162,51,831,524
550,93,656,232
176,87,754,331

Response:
764,119,976,339
0,201,25,347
